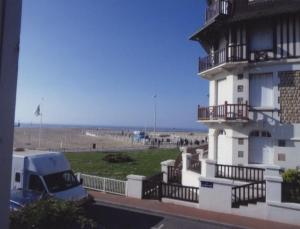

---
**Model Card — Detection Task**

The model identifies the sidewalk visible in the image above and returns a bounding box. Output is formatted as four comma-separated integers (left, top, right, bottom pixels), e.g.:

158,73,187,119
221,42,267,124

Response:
89,191,299,229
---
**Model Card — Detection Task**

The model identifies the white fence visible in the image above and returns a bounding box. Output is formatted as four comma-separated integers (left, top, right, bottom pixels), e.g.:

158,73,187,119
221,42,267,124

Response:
76,173,127,196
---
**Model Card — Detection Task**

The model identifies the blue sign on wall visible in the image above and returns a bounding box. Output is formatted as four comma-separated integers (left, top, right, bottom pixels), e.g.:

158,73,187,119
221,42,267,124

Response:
201,181,213,188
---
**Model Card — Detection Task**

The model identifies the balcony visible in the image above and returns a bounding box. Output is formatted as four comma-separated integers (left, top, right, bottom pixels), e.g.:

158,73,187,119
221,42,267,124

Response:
199,44,247,74
198,102,249,122
205,0,232,23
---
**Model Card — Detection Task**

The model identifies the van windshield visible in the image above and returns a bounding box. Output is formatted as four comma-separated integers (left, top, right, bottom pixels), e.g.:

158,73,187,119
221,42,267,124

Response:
43,170,79,193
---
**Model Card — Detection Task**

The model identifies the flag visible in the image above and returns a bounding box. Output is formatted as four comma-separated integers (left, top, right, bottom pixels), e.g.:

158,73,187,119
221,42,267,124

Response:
34,105,41,117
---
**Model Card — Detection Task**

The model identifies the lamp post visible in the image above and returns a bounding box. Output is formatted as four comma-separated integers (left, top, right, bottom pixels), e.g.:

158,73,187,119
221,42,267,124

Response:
153,94,157,136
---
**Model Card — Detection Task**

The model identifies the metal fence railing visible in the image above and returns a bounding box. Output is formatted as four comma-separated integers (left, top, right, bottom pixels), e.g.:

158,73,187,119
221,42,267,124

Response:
282,181,300,204
167,166,182,184
76,173,127,196
162,183,199,203
232,181,266,208
188,159,201,174
215,164,265,182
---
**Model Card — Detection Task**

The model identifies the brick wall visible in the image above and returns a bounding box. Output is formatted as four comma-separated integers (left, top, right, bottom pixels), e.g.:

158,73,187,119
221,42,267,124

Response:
278,71,300,123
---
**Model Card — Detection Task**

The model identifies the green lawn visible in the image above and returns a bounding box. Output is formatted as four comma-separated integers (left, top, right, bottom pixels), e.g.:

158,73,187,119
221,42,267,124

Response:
65,148,180,180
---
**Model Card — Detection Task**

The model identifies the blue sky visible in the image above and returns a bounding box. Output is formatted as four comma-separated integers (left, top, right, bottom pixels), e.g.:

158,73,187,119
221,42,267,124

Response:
15,0,208,129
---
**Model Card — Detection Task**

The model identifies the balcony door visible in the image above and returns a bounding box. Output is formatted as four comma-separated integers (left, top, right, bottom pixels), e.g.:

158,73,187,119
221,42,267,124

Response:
249,130,273,164
217,78,229,105
217,130,229,164
249,73,273,108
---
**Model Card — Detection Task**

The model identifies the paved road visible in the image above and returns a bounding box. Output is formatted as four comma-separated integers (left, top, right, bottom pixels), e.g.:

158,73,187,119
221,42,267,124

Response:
87,202,244,229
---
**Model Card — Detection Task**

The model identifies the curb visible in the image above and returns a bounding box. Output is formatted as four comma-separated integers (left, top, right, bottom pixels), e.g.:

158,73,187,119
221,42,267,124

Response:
93,198,249,229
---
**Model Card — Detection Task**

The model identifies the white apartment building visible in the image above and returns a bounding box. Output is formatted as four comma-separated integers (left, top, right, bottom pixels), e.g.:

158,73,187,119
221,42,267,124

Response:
191,0,300,169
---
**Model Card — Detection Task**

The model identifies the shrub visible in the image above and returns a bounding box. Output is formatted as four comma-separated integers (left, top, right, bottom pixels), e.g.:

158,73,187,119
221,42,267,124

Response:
282,169,300,183
103,153,134,163
10,199,97,229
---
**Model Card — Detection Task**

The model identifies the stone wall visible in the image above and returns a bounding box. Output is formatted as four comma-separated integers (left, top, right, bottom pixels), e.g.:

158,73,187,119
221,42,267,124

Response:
278,71,300,123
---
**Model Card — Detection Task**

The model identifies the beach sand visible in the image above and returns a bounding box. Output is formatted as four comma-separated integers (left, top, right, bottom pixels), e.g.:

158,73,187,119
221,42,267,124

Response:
13,127,207,152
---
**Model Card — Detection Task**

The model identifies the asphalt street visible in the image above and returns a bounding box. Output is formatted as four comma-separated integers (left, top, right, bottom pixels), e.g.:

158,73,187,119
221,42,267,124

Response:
86,201,244,229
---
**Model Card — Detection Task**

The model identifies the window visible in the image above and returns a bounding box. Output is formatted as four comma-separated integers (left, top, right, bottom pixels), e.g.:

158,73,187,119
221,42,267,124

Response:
238,74,243,80
261,131,271,137
43,170,79,193
250,73,273,107
219,129,226,135
249,21,273,51
15,173,20,182
29,175,45,193
237,97,243,104
238,138,244,145
238,151,244,158
278,154,286,161
278,140,286,147
237,85,244,92
250,130,259,137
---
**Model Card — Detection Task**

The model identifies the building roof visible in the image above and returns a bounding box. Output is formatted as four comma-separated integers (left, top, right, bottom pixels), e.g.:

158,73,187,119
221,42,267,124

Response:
190,0,300,50
230,1,300,23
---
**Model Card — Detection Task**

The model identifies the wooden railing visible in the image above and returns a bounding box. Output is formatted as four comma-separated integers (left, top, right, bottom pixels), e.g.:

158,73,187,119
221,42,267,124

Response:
188,158,201,174
198,102,249,121
199,44,247,73
205,0,232,23
162,183,199,203
168,166,182,184
142,172,163,200
232,181,266,208
215,164,265,182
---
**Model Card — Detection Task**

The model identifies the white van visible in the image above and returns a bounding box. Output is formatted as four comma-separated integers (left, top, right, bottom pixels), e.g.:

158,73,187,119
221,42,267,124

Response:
11,150,88,202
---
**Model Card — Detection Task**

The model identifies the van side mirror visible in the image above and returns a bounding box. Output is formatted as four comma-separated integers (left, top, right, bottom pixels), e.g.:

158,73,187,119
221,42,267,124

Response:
80,178,83,185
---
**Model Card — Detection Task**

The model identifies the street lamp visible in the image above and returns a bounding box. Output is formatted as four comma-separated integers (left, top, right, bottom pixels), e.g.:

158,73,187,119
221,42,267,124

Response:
153,94,157,136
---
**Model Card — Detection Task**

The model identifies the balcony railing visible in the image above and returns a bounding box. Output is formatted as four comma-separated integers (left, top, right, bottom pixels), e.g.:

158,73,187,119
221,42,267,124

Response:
198,102,249,121
205,0,232,23
199,44,247,73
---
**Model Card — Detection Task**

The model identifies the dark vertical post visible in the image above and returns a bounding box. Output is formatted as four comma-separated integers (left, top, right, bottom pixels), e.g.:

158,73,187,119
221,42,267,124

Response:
0,1,22,228
245,101,248,119
158,182,162,201
225,101,228,120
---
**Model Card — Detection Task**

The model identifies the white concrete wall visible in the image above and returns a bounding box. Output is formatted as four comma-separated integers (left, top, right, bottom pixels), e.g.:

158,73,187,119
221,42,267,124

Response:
209,72,235,106
209,79,216,106
126,175,145,199
208,128,216,160
181,152,201,187
182,170,201,188
197,170,300,226
232,136,249,165
198,176,237,214
232,71,249,104
273,141,300,169
217,130,233,165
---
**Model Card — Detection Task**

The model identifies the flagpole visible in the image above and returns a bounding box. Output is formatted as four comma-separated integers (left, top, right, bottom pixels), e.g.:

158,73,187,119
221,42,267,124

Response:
38,112,42,148
38,98,44,149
